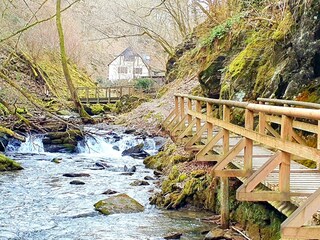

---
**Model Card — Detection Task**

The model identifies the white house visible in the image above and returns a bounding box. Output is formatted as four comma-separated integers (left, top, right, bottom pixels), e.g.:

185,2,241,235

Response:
108,47,151,81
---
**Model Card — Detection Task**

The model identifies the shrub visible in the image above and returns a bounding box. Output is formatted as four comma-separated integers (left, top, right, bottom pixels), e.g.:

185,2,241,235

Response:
134,78,155,92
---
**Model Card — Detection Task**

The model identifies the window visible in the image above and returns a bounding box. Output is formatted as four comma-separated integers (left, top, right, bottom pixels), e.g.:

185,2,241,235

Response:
118,67,128,74
134,68,142,74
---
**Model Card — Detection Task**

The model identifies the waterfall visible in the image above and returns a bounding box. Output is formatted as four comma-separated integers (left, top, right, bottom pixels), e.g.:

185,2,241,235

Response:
6,135,44,153
5,131,161,156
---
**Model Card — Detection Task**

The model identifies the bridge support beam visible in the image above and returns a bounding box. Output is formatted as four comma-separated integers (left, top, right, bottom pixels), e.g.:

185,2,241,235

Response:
220,176,229,229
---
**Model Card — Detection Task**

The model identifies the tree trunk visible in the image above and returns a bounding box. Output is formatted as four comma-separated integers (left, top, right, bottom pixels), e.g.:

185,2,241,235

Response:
55,0,93,123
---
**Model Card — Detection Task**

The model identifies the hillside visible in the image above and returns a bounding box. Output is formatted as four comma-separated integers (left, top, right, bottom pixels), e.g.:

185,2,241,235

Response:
166,0,320,102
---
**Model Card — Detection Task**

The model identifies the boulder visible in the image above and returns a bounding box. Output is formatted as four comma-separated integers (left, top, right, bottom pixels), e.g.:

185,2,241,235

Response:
70,180,85,185
144,176,155,180
51,157,62,164
122,143,150,159
95,162,109,169
124,165,136,173
130,180,150,186
112,145,120,151
164,232,182,239
94,193,144,215
204,227,230,240
63,173,90,177
0,154,23,171
0,133,9,152
102,189,118,195
124,129,136,134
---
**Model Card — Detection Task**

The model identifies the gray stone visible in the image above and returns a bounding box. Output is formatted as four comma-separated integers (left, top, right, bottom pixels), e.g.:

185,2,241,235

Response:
94,193,144,215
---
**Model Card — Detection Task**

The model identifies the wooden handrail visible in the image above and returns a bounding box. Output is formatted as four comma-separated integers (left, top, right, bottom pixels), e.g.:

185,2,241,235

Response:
175,94,320,120
258,98,320,109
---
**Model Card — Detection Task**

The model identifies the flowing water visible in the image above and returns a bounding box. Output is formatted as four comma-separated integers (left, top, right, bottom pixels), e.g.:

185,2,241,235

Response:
0,128,213,240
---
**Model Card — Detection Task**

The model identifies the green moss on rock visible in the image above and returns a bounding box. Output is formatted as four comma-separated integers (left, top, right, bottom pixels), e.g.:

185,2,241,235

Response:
0,154,23,171
94,193,144,215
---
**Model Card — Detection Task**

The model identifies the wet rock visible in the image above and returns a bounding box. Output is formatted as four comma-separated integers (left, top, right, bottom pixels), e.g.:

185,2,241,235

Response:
43,130,83,153
70,180,85,185
164,232,182,239
102,189,118,195
0,154,23,171
204,227,230,240
94,193,144,215
112,145,120,151
120,172,134,176
121,143,150,159
0,133,9,152
124,129,136,134
124,165,136,173
51,157,62,164
154,170,162,177
130,180,150,186
144,176,155,180
113,135,121,142
89,167,104,170
95,162,109,169
63,173,90,177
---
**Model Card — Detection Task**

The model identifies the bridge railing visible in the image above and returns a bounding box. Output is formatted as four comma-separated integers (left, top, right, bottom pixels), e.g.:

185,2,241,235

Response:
163,94,320,238
76,86,135,103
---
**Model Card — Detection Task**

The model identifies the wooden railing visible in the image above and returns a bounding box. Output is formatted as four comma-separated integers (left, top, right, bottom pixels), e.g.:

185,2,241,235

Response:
76,86,135,104
163,94,320,239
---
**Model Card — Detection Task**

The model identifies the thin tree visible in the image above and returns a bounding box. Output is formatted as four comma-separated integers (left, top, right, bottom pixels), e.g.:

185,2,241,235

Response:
55,0,92,123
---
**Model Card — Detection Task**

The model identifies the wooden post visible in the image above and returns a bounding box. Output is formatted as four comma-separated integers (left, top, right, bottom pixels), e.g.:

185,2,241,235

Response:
244,109,254,172
175,96,179,120
108,88,111,103
180,97,185,130
86,87,89,104
221,104,230,229
258,101,266,134
279,115,292,193
196,100,201,132
97,88,100,104
120,86,123,97
317,120,320,171
187,98,193,135
180,96,185,120
221,176,229,229
222,105,230,154
207,102,213,142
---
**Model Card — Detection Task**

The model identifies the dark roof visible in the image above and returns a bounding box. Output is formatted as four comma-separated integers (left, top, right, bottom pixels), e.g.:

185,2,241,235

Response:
108,47,150,69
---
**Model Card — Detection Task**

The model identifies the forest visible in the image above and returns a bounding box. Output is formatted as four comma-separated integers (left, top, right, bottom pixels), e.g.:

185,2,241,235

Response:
0,0,319,239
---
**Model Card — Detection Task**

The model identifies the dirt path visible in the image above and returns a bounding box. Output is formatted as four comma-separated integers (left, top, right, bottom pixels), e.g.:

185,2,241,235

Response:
119,76,199,135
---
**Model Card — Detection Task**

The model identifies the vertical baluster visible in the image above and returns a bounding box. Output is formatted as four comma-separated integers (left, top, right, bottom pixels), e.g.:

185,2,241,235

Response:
187,98,193,135
207,102,213,142
196,100,201,132
279,115,292,193
244,109,254,173
180,96,185,130
221,104,230,229
174,96,179,121
86,88,89,104
317,120,320,170
222,105,230,154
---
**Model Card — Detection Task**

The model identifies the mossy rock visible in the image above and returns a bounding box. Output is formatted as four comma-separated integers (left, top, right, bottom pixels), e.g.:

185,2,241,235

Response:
0,154,23,171
94,193,144,215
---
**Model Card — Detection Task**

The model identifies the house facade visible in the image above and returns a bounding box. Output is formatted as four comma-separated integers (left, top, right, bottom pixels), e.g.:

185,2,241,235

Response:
108,47,151,81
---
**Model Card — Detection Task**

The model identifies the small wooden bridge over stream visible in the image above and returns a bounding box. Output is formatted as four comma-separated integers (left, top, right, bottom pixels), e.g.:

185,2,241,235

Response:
76,86,135,104
163,94,320,240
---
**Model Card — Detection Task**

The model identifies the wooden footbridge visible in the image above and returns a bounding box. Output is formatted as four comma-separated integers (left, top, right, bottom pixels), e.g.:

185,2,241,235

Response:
76,86,135,104
163,94,320,239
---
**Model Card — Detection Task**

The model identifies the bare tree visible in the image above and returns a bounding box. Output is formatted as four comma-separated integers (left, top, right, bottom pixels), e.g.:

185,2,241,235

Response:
55,0,92,123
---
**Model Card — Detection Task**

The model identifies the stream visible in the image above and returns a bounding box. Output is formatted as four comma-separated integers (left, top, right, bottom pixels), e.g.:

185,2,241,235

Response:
0,128,213,240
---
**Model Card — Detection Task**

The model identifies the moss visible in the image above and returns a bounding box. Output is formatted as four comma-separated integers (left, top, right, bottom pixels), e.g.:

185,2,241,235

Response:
272,12,294,41
0,154,23,171
36,53,96,99
113,95,149,114
157,85,169,98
